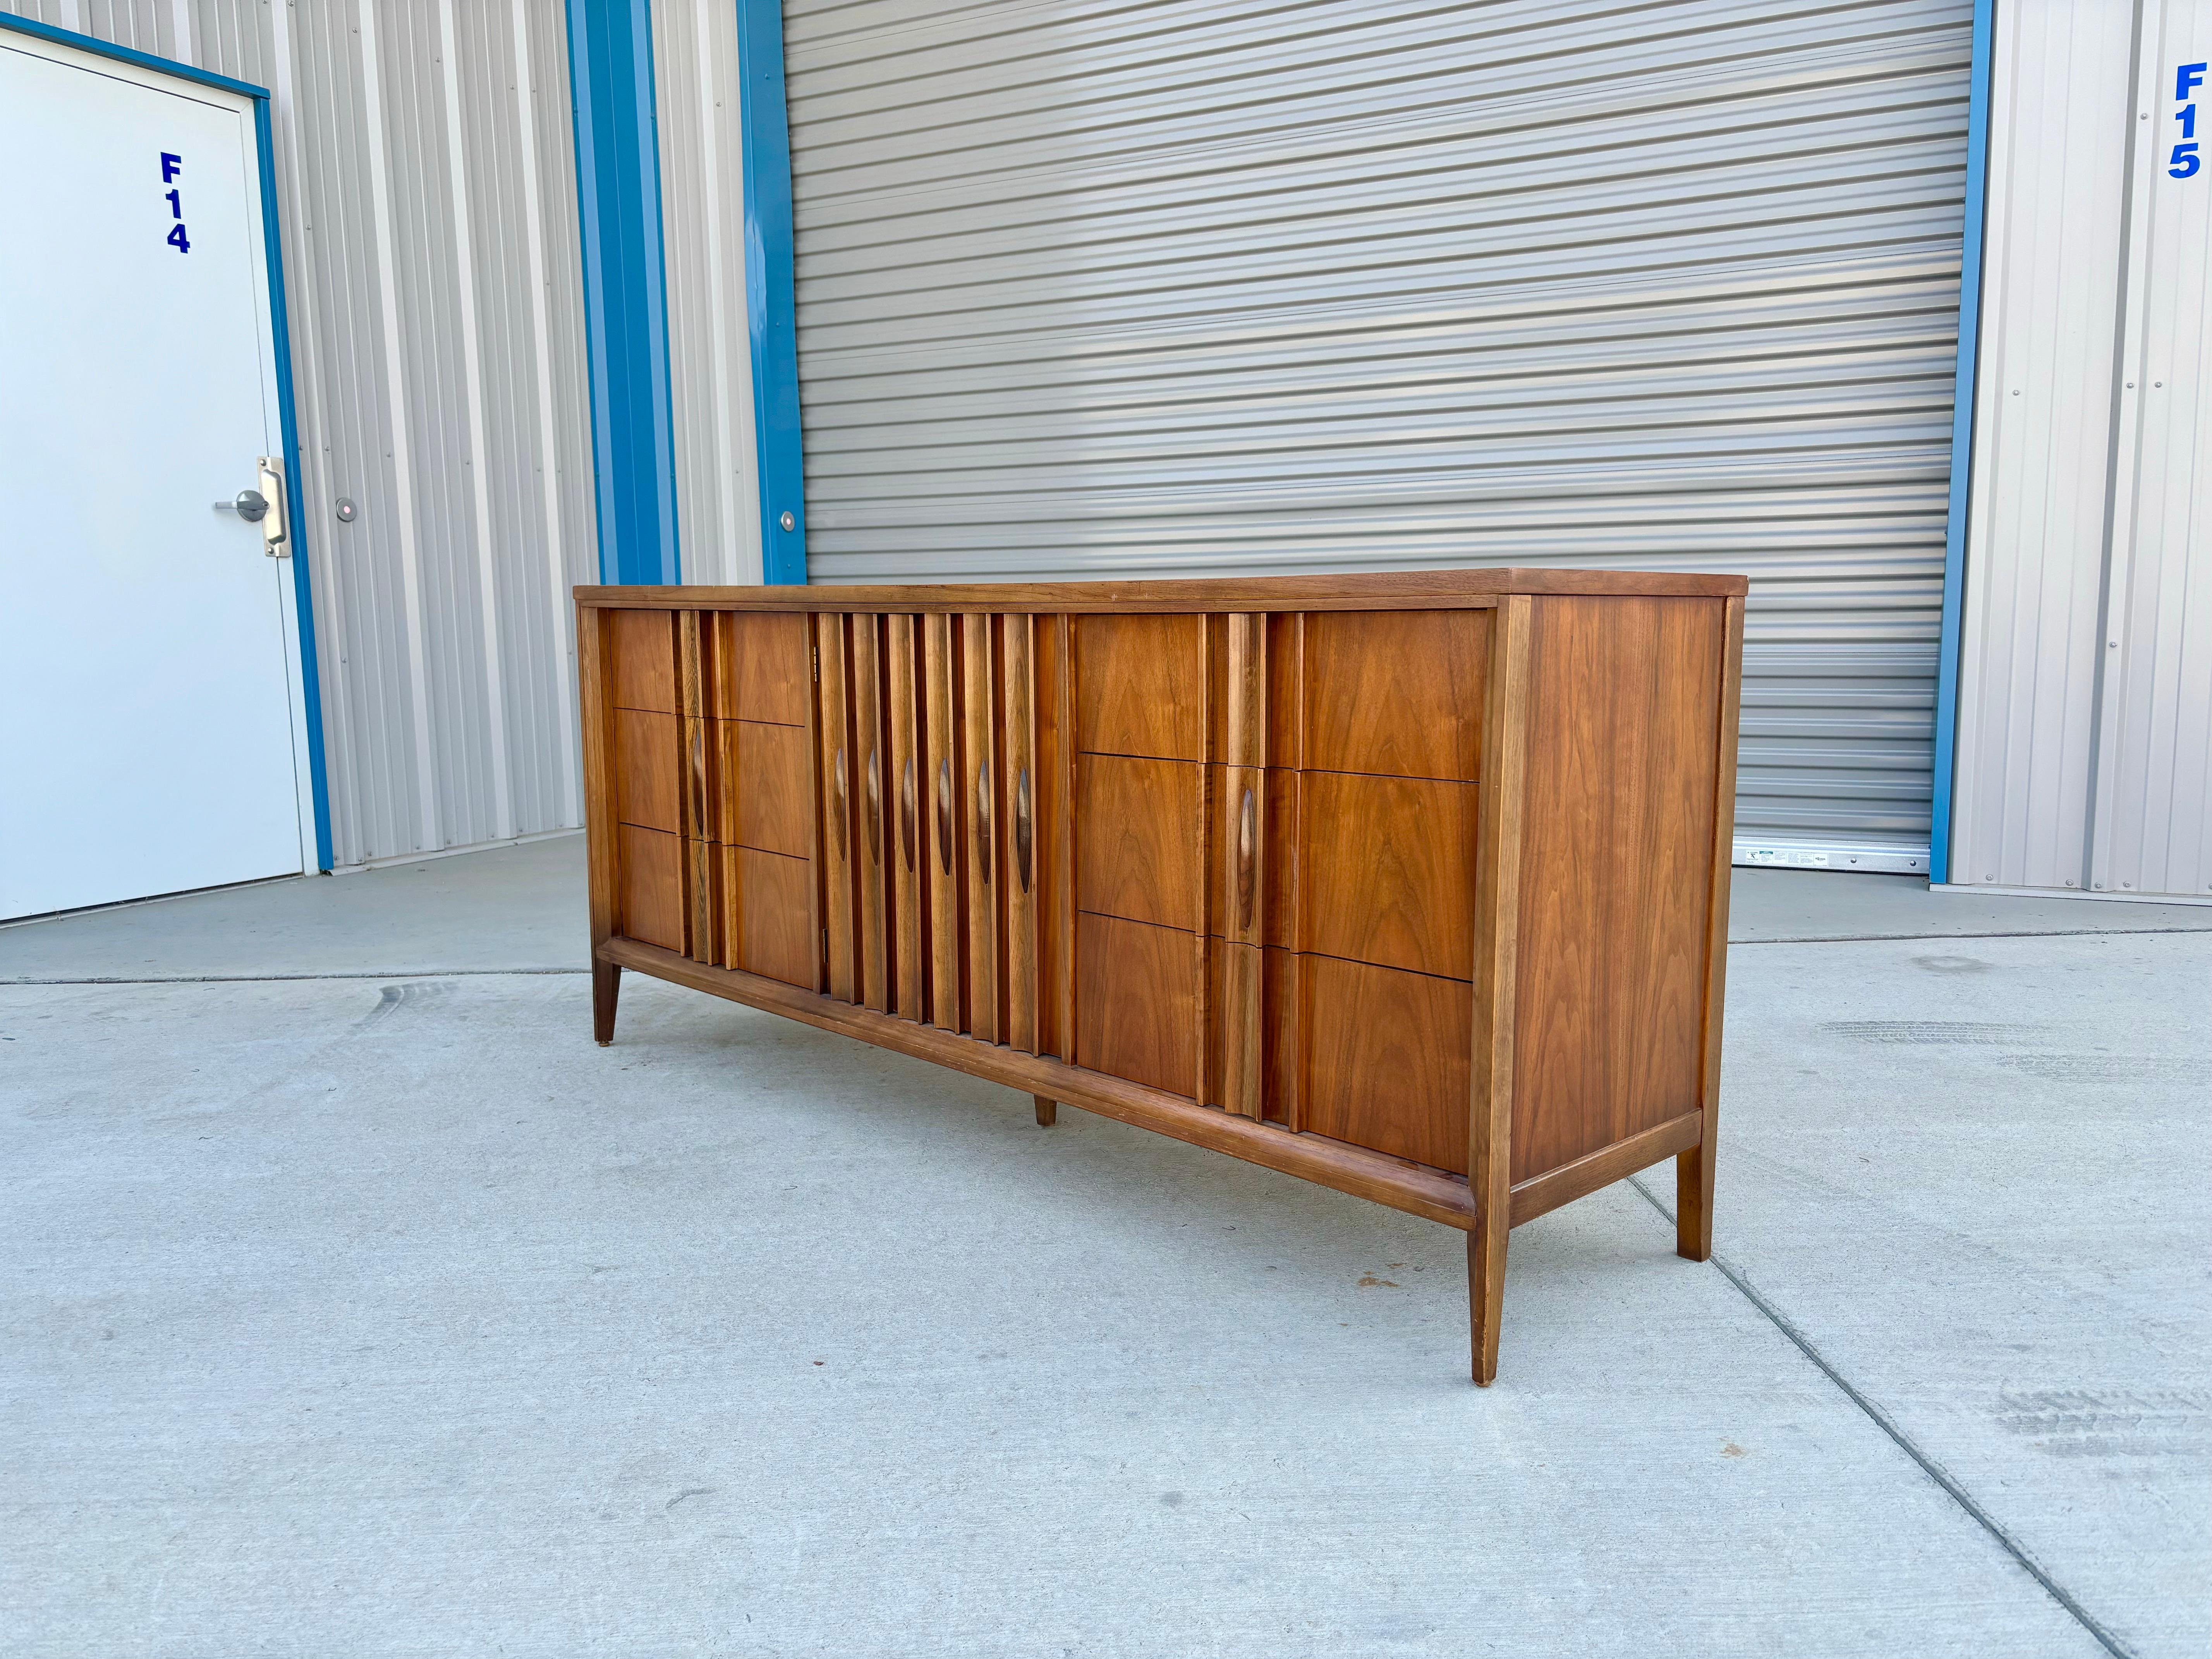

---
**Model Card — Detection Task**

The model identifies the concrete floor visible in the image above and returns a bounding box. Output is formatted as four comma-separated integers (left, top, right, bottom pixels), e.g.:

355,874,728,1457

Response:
2,836,2206,1657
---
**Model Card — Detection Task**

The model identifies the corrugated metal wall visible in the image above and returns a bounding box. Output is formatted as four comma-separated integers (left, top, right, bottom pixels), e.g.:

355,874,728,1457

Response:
1953,0,2212,900
653,0,762,587
5,0,599,867
779,0,1977,871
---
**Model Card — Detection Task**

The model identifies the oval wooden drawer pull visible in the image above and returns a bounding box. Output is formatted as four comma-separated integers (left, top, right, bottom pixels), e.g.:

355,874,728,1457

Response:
831,745,848,861
935,757,953,873
1014,767,1033,893
1237,785,1257,929
975,759,993,885
864,748,882,866
900,756,918,871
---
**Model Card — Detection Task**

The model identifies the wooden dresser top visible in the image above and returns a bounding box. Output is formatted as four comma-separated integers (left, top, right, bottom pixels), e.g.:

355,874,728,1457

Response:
578,568,1748,614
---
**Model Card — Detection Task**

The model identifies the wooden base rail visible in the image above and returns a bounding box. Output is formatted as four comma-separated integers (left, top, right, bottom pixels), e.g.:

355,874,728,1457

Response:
579,571,1746,1383
599,938,1479,1230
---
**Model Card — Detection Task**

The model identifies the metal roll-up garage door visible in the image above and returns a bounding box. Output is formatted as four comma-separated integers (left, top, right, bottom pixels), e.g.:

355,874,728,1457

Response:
781,0,1972,872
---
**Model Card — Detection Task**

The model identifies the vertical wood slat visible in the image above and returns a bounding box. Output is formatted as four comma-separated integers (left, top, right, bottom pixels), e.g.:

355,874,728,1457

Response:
1218,613,1267,1118
959,613,1000,1042
1470,595,1533,1387
1036,614,1076,1059
922,614,960,1030
1003,615,1039,1053
678,611,717,963
886,615,924,1022
802,617,826,993
852,618,888,1013
814,613,856,1003
1680,593,1745,1261
1279,613,1305,1130
1191,615,1216,1107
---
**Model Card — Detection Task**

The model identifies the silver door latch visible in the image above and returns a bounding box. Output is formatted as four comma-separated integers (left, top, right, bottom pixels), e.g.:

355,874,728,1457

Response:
215,458,290,556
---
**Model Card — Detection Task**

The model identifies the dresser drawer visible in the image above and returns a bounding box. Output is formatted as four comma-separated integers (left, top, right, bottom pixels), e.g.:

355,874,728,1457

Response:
1302,609,1484,781
1302,953,1470,1175
1297,770,1476,981
1075,912,1201,1099
1075,752,1203,931
710,717,811,857
617,823,685,952
709,609,810,725
1074,613,1204,760
614,708,680,833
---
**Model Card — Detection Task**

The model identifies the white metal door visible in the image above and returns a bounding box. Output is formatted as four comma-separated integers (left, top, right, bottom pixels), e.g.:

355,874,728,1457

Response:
0,30,315,921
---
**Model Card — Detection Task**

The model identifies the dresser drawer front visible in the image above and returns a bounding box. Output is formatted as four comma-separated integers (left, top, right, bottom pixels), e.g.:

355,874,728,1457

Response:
1076,753,1204,932
1076,912,1201,1099
1302,954,1471,1175
1297,771,1476,981
1300,609,1485,781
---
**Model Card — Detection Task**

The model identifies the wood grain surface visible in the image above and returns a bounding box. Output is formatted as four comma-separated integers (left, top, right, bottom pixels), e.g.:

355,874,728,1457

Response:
1304,609,1486,781
1075,912,1201,1099
1074,613,1205,759
617,824,684,953
609,606,677,713
813,614,856,1004
1302,953,1472,1175
1075,754,1204,932
581,568,1744,616
613,708,680,833
1297,771,1476,980
1510,595,1723,1187
714,609,810,725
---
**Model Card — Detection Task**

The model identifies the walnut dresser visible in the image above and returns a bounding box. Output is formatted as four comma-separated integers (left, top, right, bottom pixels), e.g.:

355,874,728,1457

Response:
579,570,1747,1384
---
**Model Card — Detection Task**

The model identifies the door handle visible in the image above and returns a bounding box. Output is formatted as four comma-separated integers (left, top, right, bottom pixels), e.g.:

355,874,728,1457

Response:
831,746,848,861
864,748,883,866
1237,786,1257,931
974,759,993,886
256,456,289,555
1014,767,1032,894
900,756,917,871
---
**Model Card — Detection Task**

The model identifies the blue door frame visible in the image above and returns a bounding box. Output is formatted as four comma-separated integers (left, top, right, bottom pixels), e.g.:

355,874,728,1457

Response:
0,10,334,873
565,0,806,587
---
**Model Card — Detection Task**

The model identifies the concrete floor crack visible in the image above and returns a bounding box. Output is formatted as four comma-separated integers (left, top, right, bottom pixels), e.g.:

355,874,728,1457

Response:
1626,1175,2138,1659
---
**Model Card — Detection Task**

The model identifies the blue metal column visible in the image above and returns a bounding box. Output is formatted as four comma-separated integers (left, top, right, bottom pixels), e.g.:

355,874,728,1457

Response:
736,0,807,584
1929,0,1997,886
567,0,681,586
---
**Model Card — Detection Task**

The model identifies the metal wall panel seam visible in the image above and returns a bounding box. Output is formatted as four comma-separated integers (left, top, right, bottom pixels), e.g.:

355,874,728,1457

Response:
0,7,335,871
2086,0,2163,895
736,0,805,582
1929,0,1996,886
563,0,681,585
436,0,515,841
355,0,441,854
510,0,582,821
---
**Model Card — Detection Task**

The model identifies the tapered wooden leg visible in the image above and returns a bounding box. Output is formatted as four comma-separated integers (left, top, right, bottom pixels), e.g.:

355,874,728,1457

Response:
1033,1095,1056,1127
593,960,621,1046
1468,1214,1508,1386
1675,1143,1714,1262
